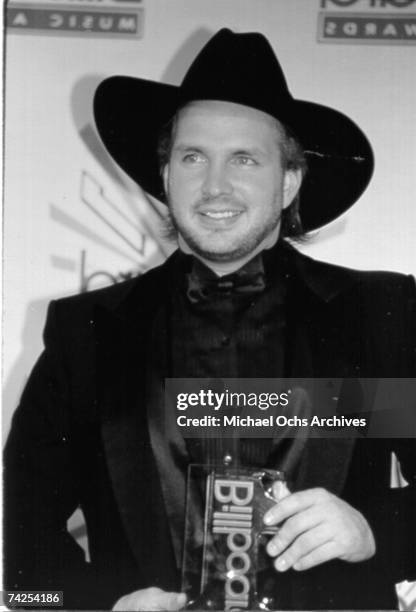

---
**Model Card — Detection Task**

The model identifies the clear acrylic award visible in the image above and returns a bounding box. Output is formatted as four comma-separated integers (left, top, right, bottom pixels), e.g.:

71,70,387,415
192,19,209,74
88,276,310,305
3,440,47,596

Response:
182,465,289,611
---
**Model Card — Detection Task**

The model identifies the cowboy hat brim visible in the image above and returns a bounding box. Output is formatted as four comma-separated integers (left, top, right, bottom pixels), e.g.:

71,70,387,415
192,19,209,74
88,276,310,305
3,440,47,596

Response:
94,74,374,232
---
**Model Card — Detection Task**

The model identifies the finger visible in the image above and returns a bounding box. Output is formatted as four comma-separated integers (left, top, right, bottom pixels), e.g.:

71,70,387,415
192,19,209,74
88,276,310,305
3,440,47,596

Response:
273,524,333,572
264,488,329,526
292,540,339,571
159,592,187,611
267,507,324,557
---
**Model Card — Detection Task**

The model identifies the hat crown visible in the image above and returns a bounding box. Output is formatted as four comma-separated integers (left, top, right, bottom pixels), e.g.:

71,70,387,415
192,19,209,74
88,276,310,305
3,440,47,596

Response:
179,29,293,119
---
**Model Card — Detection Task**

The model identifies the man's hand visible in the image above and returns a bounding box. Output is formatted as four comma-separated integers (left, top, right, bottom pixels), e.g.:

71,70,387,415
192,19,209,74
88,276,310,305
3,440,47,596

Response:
112,587,187,611
263,487,375,572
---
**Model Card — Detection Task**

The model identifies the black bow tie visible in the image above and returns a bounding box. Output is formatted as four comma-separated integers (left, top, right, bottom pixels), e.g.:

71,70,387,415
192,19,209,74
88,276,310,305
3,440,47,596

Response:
186,255,266,304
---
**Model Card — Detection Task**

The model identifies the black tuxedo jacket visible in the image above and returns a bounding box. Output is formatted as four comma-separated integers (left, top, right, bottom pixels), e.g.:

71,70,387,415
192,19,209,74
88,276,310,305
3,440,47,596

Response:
5,245,416,609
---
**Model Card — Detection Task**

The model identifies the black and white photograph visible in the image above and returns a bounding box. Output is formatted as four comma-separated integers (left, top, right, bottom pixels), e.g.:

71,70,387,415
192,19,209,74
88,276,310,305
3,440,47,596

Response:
3,1,416,610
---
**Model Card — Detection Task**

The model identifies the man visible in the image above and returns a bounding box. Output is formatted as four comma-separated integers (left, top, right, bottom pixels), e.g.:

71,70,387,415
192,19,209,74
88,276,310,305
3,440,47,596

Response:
5,29,415,610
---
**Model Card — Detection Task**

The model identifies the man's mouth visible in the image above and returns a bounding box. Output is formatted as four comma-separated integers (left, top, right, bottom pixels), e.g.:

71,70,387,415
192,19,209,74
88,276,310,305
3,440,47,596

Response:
201,210,242,219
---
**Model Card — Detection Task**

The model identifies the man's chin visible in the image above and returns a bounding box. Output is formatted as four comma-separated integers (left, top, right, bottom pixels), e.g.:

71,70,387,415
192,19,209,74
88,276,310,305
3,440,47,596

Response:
176,226,280,263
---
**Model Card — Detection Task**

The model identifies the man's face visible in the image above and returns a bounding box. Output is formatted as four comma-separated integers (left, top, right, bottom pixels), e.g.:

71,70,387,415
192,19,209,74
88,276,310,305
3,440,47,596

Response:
163,100,300,262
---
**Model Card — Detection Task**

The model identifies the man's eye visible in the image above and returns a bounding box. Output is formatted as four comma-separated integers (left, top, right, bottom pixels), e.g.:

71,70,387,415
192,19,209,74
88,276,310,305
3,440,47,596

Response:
182,153,205,163
234,156,256,166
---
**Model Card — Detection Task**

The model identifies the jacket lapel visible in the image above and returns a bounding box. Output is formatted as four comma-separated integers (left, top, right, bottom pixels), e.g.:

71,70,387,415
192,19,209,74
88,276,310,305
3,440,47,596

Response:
94,255,181,587
284,246,359,495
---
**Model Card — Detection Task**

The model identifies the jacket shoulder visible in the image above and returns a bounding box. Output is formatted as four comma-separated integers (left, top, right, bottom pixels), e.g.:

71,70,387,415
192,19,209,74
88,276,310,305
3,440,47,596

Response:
290,246,416,303
50,256,173,317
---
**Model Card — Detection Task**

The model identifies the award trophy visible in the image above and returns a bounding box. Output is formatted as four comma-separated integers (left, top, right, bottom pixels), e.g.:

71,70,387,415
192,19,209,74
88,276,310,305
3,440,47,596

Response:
182,465,290,611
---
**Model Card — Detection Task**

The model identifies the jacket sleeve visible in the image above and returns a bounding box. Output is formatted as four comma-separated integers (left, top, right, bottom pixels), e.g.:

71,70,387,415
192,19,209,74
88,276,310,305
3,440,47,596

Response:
357,274,416,584
4,300,117,609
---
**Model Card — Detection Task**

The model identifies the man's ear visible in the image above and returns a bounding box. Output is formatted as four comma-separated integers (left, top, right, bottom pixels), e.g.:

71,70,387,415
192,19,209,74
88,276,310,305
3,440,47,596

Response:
283,169,302,209
162,165,169,195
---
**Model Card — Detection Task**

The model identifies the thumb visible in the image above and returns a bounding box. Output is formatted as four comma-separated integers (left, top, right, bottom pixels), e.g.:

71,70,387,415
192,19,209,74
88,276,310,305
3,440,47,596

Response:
161,592,187,611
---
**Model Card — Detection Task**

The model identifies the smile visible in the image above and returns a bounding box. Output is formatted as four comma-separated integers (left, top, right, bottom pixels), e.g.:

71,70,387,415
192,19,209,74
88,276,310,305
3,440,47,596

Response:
201,211,242,219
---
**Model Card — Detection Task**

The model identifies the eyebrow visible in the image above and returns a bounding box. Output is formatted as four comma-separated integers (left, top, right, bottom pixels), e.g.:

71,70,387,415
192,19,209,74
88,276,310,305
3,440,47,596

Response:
172,144,266,157
232,148,264,157
171,144,204,153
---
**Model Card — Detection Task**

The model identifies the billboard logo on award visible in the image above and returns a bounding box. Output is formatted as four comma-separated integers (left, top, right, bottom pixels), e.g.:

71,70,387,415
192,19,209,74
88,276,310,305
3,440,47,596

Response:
212,479,254,610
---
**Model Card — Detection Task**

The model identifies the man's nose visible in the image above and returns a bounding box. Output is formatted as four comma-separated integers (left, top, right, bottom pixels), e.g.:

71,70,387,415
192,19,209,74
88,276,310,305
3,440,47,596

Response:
201,162,233,198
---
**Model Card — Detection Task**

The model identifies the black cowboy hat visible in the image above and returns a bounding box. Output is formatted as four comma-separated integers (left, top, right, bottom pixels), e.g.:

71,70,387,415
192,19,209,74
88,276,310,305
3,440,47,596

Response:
94,28,374,231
